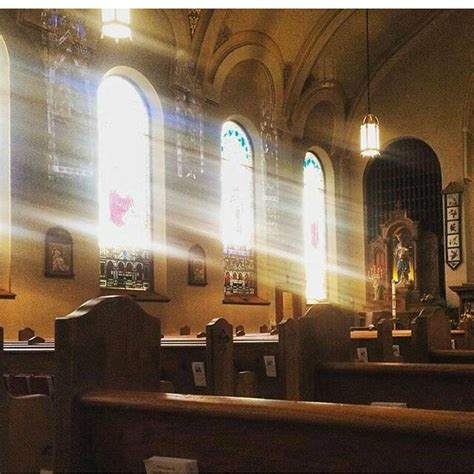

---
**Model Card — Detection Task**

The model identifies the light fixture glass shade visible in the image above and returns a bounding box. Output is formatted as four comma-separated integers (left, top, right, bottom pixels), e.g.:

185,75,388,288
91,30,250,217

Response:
102,9,131,41
360,113,380,158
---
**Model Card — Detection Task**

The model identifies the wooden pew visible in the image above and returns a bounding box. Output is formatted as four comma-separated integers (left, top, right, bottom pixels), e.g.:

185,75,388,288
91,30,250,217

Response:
375,318,396,361
297,303,353,399
206,317,251,395
311,362,474,411
54,295,163,472
77,392,474,472
351,309,470,362
460,315,474,348
411,306,474,363
1,321,296,401
352,318,398,362
160,318,298,400
54,308,474,472
0,327,53,472
2,339,55,376
296,306,474,410
206,317,299,400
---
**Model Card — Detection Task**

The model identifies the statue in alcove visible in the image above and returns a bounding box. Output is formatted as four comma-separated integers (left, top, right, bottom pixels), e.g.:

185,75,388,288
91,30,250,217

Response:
393,229,413,287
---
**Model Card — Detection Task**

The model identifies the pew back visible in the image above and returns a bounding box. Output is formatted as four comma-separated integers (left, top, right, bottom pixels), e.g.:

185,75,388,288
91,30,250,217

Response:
460,315,474,349
298,303,352,399
312,362,474,411
206,318,233,395
54,295,161,472
412,306,462,362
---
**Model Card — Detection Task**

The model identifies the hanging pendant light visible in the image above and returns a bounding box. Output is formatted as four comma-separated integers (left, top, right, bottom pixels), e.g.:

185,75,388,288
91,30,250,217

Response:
360,9,380,158
101,9,131,42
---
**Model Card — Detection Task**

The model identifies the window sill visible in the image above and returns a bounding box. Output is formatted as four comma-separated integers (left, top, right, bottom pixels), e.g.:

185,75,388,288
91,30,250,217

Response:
223,294,270,306
0,290,16,300
99,289,170,303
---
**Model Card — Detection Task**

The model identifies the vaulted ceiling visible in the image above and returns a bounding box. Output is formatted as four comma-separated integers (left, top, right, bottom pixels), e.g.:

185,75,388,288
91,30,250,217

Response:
174,9,447,127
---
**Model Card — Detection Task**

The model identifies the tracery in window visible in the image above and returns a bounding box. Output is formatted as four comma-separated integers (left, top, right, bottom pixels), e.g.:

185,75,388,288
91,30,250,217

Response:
221,121,256,296
303,152,327,303
98,75,152,291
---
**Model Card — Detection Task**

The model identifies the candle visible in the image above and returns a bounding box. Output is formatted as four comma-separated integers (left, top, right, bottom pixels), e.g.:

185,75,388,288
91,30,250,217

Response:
391,279,396,319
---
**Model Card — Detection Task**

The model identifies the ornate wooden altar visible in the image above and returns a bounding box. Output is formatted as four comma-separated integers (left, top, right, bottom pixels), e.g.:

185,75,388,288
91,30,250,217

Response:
365,210,440,326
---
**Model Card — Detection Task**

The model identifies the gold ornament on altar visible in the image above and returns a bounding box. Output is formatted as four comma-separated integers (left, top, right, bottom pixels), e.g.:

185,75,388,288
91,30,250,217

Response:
367,264,384,301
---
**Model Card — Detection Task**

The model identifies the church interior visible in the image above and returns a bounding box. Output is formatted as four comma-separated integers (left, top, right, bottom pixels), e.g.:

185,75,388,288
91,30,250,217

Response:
1,7,474,473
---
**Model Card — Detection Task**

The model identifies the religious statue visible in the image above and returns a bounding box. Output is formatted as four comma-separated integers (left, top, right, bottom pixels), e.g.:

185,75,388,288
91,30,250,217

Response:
394,231,411,285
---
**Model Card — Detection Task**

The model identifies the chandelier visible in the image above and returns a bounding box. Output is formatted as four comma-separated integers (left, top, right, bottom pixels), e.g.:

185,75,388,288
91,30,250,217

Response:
360,9,380,158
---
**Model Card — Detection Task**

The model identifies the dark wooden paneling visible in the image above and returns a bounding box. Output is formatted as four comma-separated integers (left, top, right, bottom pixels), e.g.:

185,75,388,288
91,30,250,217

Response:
312,362,474,411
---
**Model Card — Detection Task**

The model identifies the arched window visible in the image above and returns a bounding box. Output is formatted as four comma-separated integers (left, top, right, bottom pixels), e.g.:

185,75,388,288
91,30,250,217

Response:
303,152,327,303
98,75,152,291
0,36,12,297
221,121,256,296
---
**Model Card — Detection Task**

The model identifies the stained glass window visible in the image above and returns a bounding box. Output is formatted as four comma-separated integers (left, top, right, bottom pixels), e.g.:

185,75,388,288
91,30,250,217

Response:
0,36,11,295
303,152,327,303
98,75,152,291
221,121,256,296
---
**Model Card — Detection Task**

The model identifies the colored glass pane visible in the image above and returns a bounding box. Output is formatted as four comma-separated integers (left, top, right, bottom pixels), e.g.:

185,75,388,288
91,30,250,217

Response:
98,75,152,290
303,152,327,302
221,121,256,296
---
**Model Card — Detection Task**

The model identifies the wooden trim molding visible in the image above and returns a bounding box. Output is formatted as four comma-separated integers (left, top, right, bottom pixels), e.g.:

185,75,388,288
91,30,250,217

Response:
223,294,270,305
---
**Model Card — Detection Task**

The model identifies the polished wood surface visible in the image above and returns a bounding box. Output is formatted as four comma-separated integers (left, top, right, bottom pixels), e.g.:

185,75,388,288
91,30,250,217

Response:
77,390,474,472
80,390,474,434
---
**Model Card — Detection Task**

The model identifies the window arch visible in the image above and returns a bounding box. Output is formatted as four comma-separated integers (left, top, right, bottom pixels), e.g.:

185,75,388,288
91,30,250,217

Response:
0,36,12,297
221,120,257,297
303,151,327,303
98,74,153,291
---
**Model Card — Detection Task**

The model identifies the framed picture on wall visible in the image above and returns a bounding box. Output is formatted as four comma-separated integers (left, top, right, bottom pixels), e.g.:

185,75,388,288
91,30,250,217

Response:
188,244,207,286
45,227,74,278
442,182,463,270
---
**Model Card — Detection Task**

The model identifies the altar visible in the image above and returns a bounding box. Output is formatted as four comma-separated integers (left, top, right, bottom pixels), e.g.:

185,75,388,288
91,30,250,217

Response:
364,210,441,327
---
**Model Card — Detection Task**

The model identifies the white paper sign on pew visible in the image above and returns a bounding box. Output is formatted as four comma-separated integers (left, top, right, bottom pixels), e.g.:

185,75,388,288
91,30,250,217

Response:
191,361,207,387
264,355,277,377
144,456,199,473
392,345,401,358
356,347,368,363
